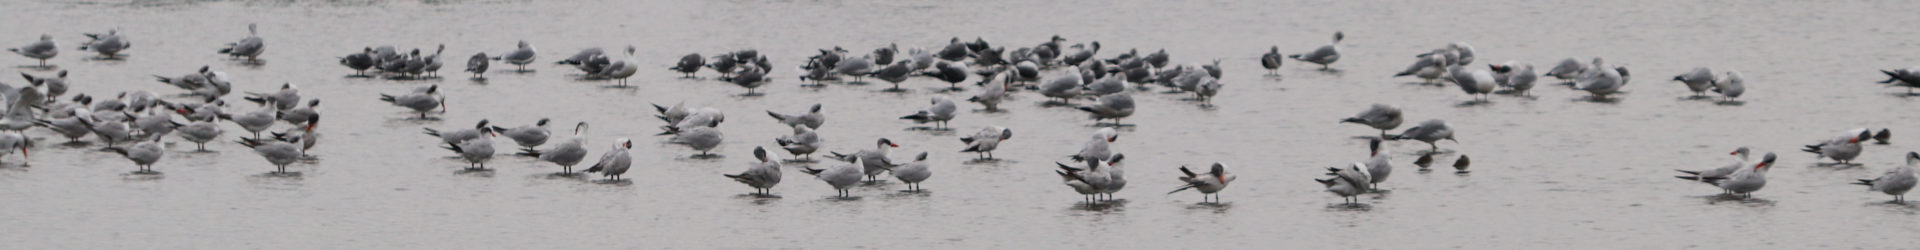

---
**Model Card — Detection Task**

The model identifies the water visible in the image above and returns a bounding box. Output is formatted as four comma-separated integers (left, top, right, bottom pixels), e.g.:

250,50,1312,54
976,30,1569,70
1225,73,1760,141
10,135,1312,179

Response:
3,0,1919,248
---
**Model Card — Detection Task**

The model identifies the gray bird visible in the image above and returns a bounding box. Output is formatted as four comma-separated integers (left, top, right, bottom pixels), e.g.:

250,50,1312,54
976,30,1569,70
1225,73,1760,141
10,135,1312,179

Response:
491,118,551,152
888,152,933,192
1289,32,1342,70
767,104,825,129
582,138,634,181
108,136,163,173
216,24,264,62
492,40,537,71
775,124,821,160
79,29,130,59
522,122,589,173
1075,93,1135,125
726,146,784,195
801,157,864,198
466,52,490,80
1170,163,1236,203
899,96,958,129
441,127,496,170
1390,119,1457,152
960,126,1012,159
669,126,723,156
10,34,57,67
379,85,444,119
828,138,898,182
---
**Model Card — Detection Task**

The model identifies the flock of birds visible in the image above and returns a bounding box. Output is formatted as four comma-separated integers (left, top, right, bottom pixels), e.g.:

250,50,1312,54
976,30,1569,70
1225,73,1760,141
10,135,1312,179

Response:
9,23,1920,207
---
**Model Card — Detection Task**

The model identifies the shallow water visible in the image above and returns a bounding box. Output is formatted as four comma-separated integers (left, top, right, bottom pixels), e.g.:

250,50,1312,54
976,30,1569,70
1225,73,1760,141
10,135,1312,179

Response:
3,0,1920,248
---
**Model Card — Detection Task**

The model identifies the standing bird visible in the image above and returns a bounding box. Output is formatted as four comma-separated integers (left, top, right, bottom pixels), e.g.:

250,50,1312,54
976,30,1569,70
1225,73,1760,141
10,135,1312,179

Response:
899,96,958,129
726,146,784,195
870,60,914,91
1037,66,1085,103
1394,53,1450,84
523,122,589,174
1056,158,1114,203
832,54,876,82
597,46,639,86
1855,152,1920,203
1072,128,1120,163
216,24,264,63
244,83,301,111
968,73,1008,111
424,120,491,147
21,70,68,100
1543,58,1587,83
1677,153,1777,199
492,118,551,152
888,152,933,192
1491,63,1538,96
1259,46,1283,75
442,127,496,170
465,52,490,80
960,126,1012,160
1391,119,1457,153
829,138,898,182
379,85,444,119
340,48,376,76
1448,65,1497,101
670,53,704,78
1672,67,1717,98
768,104,825,129
1341,104,1404,138
79,29,130,59
1170,163,1236,203
279,99,321,125
0,132,26,165
173,113,224,151
1364,138,1394,190
1289,32,1343,70
1675,147,1753,194
108,136,162,173
10,34,57,67
1804,130,1872,164
800,157,864,198
238,134,304,174
1713,70,1746,102
493,40,537,72
1453,155,1471,174
582,138,634,181
1317,163,1371,205
668,126,724,157
723,65,769,95
1076,93,1135,125
1573,58,1629,99
775,125,821,160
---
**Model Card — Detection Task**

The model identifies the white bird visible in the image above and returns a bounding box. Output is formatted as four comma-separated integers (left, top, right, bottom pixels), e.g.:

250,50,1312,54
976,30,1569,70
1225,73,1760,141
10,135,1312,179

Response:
0,132,26,165
1317,163,1372,204
1672,67,1717,97
423,120,491,147
1675,147,1753,194
1803,130,1872,164
1037,66,1085,104
108,136,162,173
767,103,825,129
1393,52,1449,84
10,34,57,67
1714,70,1746,102
1573,58,1629,99
726,146,784,195
899,96,958,129
493,40,537,72
1072,128,1119,162
1056,158,1113,203
1341,104,1404,138
960,126,1012,159
442,127,496,170
1194,77,1223,106
582,138,634,181
524,122,589,174
1447,65,1497,101
829,138,899,182
1169,163,1236,203
774,125,821,160
888,152,933,192
598,46,639,86
801,157,864,198
21,70,68,99
1390,119,1456,152
172,113,223,151
79,29,129,59
1100,154,1128,201
968,74,1009,111
243,83,301,111
491,118,551,152
1364,138,1394,190
1679,153,1776,199
832,54,876,82
1543,57,1586,83
217,24,264,62
1289,32,1343,70
238,134,304,174
1855,152,1920,203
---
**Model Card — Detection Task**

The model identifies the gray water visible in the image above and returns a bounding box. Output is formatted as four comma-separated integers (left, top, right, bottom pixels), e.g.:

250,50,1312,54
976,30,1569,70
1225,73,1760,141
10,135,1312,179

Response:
4,0,1920,248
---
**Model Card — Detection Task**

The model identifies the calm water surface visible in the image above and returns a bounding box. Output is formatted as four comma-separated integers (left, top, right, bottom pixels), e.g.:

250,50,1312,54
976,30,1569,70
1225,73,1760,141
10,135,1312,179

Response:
2,0,1919,248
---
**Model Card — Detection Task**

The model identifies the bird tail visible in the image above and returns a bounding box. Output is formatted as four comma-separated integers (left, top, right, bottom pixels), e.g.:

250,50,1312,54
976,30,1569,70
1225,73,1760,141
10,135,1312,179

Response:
378,94,397,103
1801,144,1822,154
422,128,442,137
1882,70,1901,84
1674,169,1702,175
1167,184,1196,195
899,112,931,123
800,167,824,176
1339,117,1365,124
1855,179,1877,188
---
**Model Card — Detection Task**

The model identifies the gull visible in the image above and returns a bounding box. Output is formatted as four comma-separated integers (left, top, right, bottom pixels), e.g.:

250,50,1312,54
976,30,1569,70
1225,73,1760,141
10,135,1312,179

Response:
1393,52,1449,84
379,85,444,119
1062,41,1101,66
1677,153,1776,199
1072,128,1119,162
767,104,825,130
924,60,970,90
1195,76,1223,105
268,115,320,156
1289,32,1342,70
726,146,784,195
1340,104,1403,138
217,24,264,62
1076,93,1135,125
1364,138,1394,190
775,125,821,160
960,126,1012,159
1100,154,1128,200
1390,119,1457,152
1803,129,1872,164
1169,163,1235,203
1447,65,1496,101
1056,158,1113,202
1855,152,1920,203
556,48,606,75
1084,73,1127,97
899,96,958,129
722,65,769,95
34,108,93,143
597,46,639,86
669,53,703,78
78,113,133,147
1317,163,1371,204
1677,147,1752,194
668,126,723,157
833,54,875,82
1037,66,1085,103
238,134,305,174
491,118,550,152
797,59,833,86
0,132,26,165
278,99,320,125
226,106,277,139
887,152,933,192
801,157,864,198
79,29,130,59
1260,46,1283,75
243,83,301,111
10,34,57,67
108,136,162,173
1543,58,1586,83
128,106,178,140
1713,70,1746,102
967,72,1008,111
492,40,537,71
1672,67,1716,97
658,107,723,135
582,138,634,181
20,70,68,100
1573,58,1629,100
423,119,491,147
441,126,496,170
870,60,913,90
465,53,489,79
173,114,223,151
420,44,444,78
340,47,376,76
872,44,897,65
521,122,589,173
1490,62,1537,96
829,138,898,182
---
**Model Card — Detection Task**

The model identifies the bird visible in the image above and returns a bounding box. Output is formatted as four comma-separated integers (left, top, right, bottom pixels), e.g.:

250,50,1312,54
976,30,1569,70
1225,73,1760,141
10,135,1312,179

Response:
108,136,162,173
668,126,723,157
1876,129,1894,144
925,60,970,90
670,53,703,78
726,146,784,195
870,60,913,90
172,111,224,151
968,73,1009,111
775,125,821,160
1289,32,1342,70
491,118,551,152
1072,128,1119,162
1855,152,1920,203
1100,154,1128,201
1057,158,1113,203
1490,62,1538,96
1453,155,1471,174
960,126,1012,160
722,65,769,95
278,99,321,125
10,34,57,67
441,127,496,170
379,85,444,119
1447,65,1497,102
243,83,301,111
79,29,130,59
829,138,899,182
888,152,933,192
597,46,639,86
1037,66,1085,104
1677,153,1777,199
1573,58,1629,99
1341,104,1404,138
522,122,589,174
419,44,445,78
423,119,491,147
238,133,305,174
340,48,377,76
216,24,264,63
899,96,958,129
0,132,26,165
493,40,537,72
1170,163,1235,203
1543,58,1587,83
1714,70,1746,102
1076,93,1135,125
1413,153,1435,171
1317,163,1371,205
582,138,634,181
1259,46,1283,75
1804,129,1872,164
465,52,489,79
1391,119,1457,153
1676,147,1752,195
832,54,876,82
1673,67,1717,98
21,70,69,100
1393,52,1449,84
768,104,825,129
1364,138,1394,190
801,157,864,198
